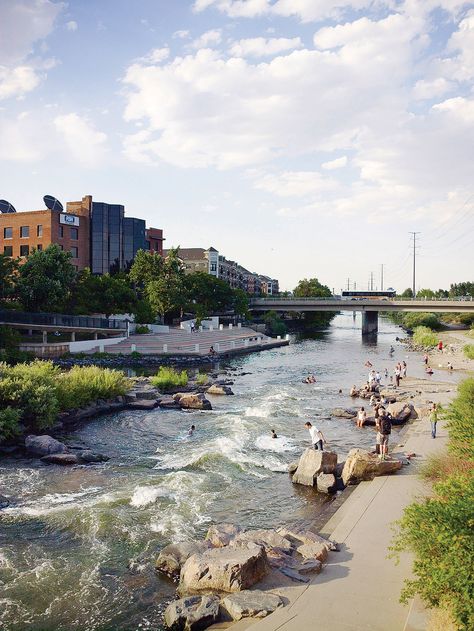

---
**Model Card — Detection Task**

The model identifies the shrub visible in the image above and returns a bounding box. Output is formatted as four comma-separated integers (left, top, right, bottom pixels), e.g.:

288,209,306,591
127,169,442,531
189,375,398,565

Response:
195,372,208,386
413,326,439,348
151,366,188,390
404,312,441,330
445,377,474,460
135,325,150,334
463,344,474,360
130,351,142,359
0,407,22,440
55,365,128,411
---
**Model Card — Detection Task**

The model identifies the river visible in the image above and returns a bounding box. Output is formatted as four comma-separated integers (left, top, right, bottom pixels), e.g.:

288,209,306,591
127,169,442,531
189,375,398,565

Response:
0,314,459,631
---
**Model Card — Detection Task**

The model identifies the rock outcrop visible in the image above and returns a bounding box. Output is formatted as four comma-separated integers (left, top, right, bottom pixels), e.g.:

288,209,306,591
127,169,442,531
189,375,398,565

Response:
206,384,234,396
387,401,413,424
179,543,268,593
231,530,293,556
25,435,68,456
41,453,80,465
292,449,338,486
174,393,212,411
206,523,242,547
331,408,357,419
164,595,220,630
316,473,337,494
221,590,283,621
157,541,213,579
342,448,402,485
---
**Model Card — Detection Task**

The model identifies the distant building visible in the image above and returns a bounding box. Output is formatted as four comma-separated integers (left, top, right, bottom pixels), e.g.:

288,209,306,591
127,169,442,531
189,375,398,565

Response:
164,247,219,277
258,275,279,295
0,194,164,274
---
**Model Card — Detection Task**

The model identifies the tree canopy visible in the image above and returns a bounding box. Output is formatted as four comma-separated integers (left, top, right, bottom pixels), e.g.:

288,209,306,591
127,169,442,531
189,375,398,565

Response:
293,278,332,298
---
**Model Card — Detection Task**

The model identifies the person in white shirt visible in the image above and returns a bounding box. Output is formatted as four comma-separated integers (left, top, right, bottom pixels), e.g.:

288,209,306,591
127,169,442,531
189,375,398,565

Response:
304,421,326,450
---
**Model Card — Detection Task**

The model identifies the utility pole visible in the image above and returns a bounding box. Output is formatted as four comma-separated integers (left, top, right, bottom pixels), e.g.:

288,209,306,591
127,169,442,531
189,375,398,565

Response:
409,232,420,298
380,264,384,291
369,271,374,291
346,278,350,291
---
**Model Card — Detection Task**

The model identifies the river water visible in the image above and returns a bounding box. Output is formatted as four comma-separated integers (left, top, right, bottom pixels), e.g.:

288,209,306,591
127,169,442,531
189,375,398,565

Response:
0,314,458,631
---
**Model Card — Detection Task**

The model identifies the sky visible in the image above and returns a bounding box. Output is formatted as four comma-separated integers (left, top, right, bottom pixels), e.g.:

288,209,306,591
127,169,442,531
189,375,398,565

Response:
0,0,473,292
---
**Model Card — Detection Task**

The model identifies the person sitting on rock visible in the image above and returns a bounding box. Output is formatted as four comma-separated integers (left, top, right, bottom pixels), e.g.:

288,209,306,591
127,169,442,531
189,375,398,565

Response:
350,385,359,397
304,421,325,450
426,365,434,375
209,345,217,355
357,407,367,428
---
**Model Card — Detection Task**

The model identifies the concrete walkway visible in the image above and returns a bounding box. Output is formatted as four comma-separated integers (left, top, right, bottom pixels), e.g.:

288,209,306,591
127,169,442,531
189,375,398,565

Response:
240,418,448,631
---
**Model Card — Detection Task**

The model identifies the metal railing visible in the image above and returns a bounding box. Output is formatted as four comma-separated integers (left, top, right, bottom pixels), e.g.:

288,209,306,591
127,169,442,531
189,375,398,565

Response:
0,310,127,330
250,296,473,302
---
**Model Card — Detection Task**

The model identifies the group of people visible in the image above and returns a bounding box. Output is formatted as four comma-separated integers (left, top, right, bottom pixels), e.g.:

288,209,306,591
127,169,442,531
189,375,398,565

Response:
303,374,317,384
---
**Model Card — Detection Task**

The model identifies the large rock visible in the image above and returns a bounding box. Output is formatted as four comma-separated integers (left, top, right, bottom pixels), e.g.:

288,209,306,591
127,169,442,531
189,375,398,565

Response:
387,402,413,424
164,595,220,631
316,473,337,494
0,495,10,509
342,448,402,486
40,453,80,465
206,523,242,547
179,543,268,593
288,461,298,474
231,530,293,556
292,449,338,486
159,397,181,409
156,541,213,578
174,393,212,411
296,542,328,563
25,435,68,457
127,399,158,410
277,527,338,552
331,408,357,419
206,384,234,396
78,450,110,463
222,590,283,621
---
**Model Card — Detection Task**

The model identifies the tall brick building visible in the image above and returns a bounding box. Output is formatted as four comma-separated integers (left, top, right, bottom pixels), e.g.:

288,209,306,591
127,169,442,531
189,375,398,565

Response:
0,194,164,273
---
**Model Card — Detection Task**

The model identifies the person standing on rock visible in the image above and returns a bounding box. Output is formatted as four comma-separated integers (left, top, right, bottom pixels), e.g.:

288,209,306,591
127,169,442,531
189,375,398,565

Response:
429,403,438,439
376,412,391,460
304,421,325,450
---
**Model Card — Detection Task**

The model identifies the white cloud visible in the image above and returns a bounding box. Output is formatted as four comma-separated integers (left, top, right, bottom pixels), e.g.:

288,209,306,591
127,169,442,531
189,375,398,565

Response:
66,20,77,31
0,65,41,100
412,77,453,100
191,29,222,49
432,96,474,122
229,37,303,57
255,170,338,196
54,113,107,167
173,29,190,39
138,47,170,64
322,156,348,170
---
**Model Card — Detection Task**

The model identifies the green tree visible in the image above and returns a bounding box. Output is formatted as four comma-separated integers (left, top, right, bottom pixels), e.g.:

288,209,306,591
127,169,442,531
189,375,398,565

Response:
185,272,234,318
293,278,332,298
449,282,474,297
416,288,436,299
401,288,414,298
129,249,164,287
17,244,76,312
70,270,136,317
0,254,19,304
233,288,250,318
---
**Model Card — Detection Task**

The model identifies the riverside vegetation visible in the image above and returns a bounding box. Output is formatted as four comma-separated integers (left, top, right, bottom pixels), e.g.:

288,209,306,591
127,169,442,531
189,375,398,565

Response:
0,361,128,441
391,378,474,630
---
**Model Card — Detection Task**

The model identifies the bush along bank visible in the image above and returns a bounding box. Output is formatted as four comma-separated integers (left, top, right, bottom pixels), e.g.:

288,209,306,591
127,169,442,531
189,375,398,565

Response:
391,378,474,630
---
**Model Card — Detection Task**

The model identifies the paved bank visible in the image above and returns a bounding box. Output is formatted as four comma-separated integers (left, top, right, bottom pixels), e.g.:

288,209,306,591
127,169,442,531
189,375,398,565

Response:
221,386,452,631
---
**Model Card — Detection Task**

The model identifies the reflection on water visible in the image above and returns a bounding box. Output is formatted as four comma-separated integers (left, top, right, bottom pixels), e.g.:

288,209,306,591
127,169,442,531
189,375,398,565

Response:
0,314,458,630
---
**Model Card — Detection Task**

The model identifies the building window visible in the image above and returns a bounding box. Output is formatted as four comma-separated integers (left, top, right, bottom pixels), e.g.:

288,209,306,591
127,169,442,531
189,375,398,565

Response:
20,245,29,257
70,227,78,240
20,226,29,238
3,227,12,239
71,246,78,258
3,246,13,256
210,263,217,272
37,225,43,237
37,244,43,251
59,225,64,238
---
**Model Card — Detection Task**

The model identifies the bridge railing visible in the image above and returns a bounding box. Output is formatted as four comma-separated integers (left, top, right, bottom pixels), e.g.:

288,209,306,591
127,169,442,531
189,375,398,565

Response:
250,296,473,302
0,310,127,330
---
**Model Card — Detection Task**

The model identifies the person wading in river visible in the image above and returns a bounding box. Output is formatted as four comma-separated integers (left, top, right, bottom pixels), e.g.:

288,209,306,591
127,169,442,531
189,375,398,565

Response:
304,421,326,450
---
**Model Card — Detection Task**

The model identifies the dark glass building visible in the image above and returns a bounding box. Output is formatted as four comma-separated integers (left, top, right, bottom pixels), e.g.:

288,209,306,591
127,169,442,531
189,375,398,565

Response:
123,217,146,268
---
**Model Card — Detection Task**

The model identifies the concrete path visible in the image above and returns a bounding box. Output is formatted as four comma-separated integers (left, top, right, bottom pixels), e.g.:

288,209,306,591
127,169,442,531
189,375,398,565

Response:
241,418,448,631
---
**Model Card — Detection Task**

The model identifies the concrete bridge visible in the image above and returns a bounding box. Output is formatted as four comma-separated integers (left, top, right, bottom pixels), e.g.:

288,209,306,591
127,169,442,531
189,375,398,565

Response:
249,297,474,334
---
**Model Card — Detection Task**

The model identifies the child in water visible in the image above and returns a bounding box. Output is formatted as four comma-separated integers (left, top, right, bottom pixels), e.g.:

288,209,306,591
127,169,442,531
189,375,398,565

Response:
271,429,278,439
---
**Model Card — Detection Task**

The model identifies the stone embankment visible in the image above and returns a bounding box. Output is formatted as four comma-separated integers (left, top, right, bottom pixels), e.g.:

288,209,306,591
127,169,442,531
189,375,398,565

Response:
158,523,339,630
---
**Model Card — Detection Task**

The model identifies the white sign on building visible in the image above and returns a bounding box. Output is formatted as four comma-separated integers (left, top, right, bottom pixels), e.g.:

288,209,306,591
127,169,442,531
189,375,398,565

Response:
59,214,80,226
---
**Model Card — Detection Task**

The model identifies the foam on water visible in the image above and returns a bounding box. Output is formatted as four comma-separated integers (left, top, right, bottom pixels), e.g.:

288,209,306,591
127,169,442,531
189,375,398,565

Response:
255,434,297,453
130,485,169,508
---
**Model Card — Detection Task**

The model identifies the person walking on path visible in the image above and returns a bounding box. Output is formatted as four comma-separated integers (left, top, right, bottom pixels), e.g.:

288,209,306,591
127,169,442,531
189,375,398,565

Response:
430,403,438,438
304,421,326,450
438,340,443,352
402,361,407,377
423,353,429,365
394,366,401,387
376,412,391,460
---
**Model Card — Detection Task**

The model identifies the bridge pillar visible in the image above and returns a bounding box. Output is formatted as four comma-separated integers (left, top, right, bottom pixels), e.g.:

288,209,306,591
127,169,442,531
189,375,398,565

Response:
71,332,76,342
93,332,98,340
42,330,47,344
362,311,378,335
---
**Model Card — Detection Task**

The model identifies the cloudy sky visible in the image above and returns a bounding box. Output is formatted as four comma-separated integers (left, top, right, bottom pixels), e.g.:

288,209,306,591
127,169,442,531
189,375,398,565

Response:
1,0,473,292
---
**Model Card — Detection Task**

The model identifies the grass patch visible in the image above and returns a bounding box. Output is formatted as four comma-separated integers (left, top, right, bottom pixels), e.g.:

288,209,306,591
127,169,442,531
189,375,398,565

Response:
463,344,474,360
195,372,209,386
151,366,188,390
413,325,439,348
56,365,128,410
420,452,474,484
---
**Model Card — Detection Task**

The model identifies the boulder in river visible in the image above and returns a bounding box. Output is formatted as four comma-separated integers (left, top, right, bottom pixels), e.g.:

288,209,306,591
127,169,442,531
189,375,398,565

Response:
221,590,283,621
230,529,293,557
0,495,10,509
40,453,81,465
156,541,213,579
292,449,338,486
206,384,234,396
288,461,298,474
342,448,402,485
316,472,337,494
164,594,220,630
179,542,268,593
206,523,242,547
25,435,68,456
79,450,110,463
387,402,414,424
174,393,212,411
331,408,357,419
127,399,158,410
277,527,338,552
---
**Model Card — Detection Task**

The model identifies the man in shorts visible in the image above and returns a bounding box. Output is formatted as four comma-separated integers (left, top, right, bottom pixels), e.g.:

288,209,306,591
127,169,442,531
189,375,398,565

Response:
376,413,391,460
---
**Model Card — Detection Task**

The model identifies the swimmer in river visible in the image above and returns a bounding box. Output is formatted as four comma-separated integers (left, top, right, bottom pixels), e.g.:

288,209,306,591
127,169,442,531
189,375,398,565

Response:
389,346,395,354
188,425,196,436
271,429,278,439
